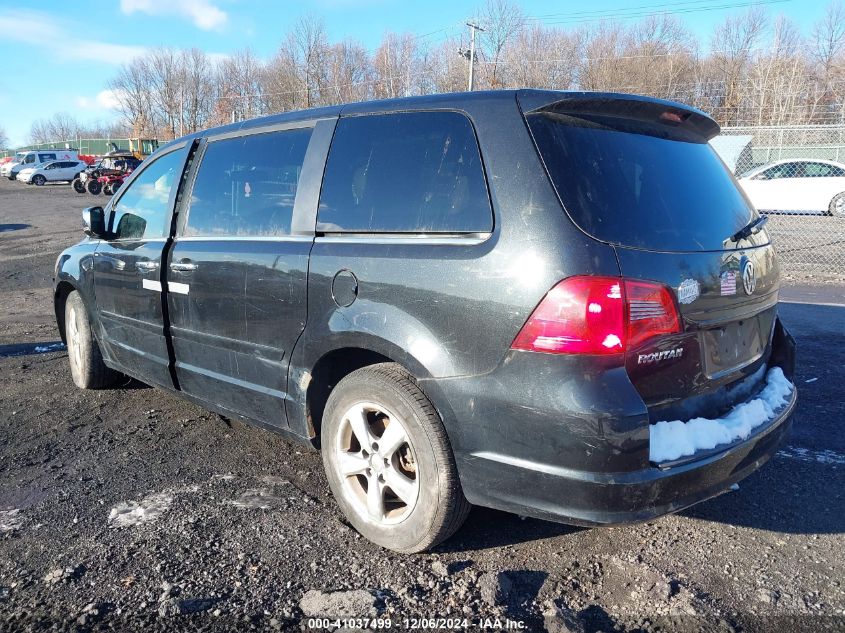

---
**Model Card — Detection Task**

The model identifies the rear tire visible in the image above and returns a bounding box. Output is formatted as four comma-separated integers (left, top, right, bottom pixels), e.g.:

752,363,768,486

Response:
321,363,470,553
87,180,102,195
102,182,113,196
828,192,845,217
65,291,119,389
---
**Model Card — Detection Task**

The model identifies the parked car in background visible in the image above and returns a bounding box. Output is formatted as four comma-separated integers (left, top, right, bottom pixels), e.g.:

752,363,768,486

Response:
0,151,29,178
738,158,845,216
6,149,80,181
17,159,86,185
54,90,797,553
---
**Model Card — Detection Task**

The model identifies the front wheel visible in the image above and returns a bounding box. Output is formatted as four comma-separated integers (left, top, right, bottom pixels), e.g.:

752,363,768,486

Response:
102,182,113,196
72,178,86,193
87,180,102,195
65,291,120,389
828,192,845,217
321,363,470,553
32,174,46,186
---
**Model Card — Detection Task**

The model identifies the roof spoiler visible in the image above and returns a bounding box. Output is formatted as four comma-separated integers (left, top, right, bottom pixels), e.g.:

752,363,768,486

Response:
518,90,720,141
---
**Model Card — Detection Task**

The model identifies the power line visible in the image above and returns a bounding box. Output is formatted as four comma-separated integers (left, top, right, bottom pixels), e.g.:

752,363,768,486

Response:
526,0,793,25
527,0,745,20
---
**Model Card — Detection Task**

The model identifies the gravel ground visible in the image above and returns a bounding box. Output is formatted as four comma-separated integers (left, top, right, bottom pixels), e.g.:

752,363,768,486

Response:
1,180,844,632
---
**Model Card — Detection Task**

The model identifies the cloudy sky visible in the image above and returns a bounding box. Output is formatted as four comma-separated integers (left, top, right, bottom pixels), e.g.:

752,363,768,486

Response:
0,0,831,146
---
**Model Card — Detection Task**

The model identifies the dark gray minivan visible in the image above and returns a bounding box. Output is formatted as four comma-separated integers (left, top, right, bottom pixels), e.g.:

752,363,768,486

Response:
54,90,797,552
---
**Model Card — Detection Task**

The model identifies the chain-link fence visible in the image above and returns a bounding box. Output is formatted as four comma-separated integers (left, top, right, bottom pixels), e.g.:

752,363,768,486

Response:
712,125,845,285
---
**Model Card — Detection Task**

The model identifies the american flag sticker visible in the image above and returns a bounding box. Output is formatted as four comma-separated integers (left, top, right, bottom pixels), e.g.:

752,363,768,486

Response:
720,271,737,296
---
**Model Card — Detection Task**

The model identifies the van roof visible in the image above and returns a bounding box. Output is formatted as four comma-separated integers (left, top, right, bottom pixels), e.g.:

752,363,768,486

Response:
161,89,718,151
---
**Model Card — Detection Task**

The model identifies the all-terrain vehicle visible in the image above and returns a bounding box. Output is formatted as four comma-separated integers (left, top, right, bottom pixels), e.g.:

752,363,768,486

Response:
97,170,132,196
72,151,141,195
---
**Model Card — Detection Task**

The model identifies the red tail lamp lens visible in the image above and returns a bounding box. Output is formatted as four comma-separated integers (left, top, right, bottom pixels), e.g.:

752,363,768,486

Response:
511,277,681,355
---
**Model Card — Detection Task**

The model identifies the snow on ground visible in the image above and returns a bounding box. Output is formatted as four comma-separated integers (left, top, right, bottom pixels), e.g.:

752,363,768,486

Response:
229,488,282,510
650,367,794,462
108,493,174,528
777,446,845,465
0,509,23,532
33,343,66,353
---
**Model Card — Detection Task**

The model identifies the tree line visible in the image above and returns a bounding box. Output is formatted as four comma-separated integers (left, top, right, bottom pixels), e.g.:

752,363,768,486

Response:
27,0,845,144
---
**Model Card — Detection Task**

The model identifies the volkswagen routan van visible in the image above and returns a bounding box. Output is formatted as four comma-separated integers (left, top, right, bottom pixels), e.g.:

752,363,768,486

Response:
54,90,797,552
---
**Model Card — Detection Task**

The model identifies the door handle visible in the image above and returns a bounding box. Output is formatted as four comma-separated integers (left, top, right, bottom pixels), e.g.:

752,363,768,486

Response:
135,260,159,272
170,260,198,272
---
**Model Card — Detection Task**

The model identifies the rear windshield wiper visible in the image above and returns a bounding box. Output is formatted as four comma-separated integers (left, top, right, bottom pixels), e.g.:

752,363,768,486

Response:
731,215,768,242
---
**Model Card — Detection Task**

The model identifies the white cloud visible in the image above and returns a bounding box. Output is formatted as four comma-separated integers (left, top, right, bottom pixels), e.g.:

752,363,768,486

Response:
0,10,145,64
75,89,125,111
120,0,228,31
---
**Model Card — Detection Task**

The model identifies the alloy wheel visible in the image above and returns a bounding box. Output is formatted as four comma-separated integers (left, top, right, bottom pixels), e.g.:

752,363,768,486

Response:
67,306,82,372
333,401,420,525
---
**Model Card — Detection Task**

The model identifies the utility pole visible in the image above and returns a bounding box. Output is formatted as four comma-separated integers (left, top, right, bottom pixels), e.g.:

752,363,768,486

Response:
465,22,485,92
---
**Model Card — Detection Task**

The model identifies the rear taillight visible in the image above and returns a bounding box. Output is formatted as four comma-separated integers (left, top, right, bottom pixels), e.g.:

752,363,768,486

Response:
624,279,681,349
511,276,681,355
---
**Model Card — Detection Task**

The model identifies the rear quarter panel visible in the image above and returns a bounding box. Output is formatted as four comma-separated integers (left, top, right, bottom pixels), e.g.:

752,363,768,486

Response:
288,93,620,438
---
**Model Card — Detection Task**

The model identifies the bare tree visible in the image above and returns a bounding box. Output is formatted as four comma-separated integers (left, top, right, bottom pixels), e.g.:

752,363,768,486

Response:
476,0,525,88
215,48,265,123
110,57,156,136
425,38,466,93
708,8,768,125
747,17,809,125
180,48,215,134
373,32,427,98
811,2,845,122
146,48,184,139
82,0,845,130
0,125,9,149
504,24,581,89
28,113,83,144
324,40,371,105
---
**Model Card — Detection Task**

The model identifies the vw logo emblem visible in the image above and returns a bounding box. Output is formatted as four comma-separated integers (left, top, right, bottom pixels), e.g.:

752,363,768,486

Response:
741,258,756,295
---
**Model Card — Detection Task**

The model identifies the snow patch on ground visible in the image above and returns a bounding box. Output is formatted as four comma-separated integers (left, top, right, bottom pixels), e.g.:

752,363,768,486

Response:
259,475,290,486
0,509,23,533
230,488,282,510
108,493,174,528
33,343,66,353
650,367,794,463
777,446,845,465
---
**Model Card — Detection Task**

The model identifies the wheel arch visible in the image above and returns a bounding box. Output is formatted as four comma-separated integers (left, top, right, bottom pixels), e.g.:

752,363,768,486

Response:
54,280,77,343
296,339,458,450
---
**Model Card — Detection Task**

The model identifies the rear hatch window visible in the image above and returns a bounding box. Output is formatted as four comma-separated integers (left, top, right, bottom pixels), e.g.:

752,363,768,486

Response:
525,112,760,252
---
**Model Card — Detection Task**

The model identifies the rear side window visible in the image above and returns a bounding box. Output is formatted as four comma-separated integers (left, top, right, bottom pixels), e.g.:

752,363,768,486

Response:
185,128,312,237
317,112,492,233
527,113,756,251
803,162,844,177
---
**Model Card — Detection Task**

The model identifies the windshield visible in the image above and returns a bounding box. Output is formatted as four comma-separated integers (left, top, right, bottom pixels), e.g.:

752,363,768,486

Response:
527,113,759,252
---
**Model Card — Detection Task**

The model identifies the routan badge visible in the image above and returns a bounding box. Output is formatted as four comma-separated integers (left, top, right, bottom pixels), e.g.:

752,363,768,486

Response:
677,278,700,304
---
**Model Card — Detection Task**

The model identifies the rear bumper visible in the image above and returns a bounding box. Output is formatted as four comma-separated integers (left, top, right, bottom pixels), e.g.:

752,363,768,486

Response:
427,315,796,526
452,389,795,526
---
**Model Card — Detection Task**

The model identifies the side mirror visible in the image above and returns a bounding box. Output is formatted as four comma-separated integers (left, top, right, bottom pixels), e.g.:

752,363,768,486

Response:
82,206,108,239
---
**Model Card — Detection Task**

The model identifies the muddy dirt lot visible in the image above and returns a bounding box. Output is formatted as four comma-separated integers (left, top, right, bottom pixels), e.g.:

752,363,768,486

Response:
1,180,843,632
